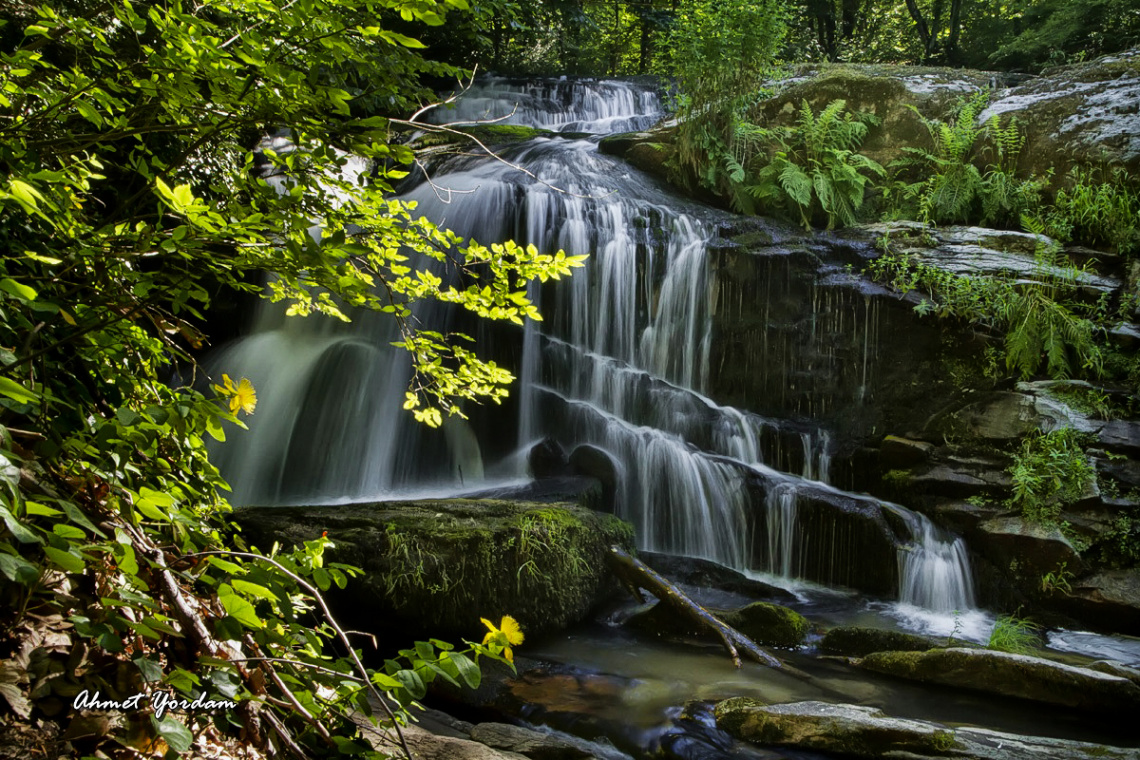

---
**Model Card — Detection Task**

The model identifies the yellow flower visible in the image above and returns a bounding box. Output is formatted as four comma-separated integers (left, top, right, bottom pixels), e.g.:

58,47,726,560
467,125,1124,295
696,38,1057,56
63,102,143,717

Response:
499,615,524,646
214,373,257,415
480,615,524,662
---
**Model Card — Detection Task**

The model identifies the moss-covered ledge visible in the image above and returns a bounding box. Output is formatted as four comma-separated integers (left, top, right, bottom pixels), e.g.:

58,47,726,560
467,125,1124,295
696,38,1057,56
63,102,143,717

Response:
233,499,634,641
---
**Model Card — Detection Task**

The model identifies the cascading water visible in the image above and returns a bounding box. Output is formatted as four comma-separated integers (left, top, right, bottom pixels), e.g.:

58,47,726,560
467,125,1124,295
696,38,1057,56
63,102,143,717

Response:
888,506,976,612
212,77,977,616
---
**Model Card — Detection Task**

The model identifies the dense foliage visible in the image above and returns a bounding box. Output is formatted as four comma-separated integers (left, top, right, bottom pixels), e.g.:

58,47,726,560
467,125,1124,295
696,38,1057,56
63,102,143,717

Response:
0,0,580,756
462,0,1140,75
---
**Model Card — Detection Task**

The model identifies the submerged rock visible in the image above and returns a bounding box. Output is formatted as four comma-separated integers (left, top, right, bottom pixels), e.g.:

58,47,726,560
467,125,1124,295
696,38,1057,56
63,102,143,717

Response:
819,626,944,657
857,647,1140,714
715,698,1140,759
234,500,634,640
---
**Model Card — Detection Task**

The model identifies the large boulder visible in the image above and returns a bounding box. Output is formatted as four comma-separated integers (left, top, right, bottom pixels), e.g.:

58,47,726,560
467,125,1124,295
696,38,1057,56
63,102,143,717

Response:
979,51,1140,179
973,516,1085,579
749,65,997,169
715,699,1140,760
714,698,958,758
1051,569,1140,636
234,500,634,641
857,647,1140,714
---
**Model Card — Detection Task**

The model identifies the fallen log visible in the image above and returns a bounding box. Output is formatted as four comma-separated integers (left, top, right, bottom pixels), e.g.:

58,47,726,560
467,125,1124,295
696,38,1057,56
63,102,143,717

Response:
606,546,782,669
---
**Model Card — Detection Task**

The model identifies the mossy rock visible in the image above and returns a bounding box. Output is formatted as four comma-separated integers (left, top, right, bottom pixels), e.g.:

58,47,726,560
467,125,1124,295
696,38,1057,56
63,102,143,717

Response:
714,698,961,757
718,602,809,648
820,626,943,657
234,499,634,641
858,647,1140,715
626,600,808,648
408,123,555,151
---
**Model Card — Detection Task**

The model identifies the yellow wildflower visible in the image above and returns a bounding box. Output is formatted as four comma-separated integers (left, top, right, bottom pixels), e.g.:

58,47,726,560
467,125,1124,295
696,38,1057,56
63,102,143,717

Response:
480,615,524,662
214,373,257,415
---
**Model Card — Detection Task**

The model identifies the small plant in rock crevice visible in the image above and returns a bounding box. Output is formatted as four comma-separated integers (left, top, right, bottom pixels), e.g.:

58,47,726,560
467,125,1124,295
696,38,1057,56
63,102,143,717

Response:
1007,427,1095,525
987,613,1040,654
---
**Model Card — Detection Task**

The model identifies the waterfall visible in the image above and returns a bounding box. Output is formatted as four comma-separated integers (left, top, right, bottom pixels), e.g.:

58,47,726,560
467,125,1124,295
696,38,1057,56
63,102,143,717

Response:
887,505,976,612
211,76,977,618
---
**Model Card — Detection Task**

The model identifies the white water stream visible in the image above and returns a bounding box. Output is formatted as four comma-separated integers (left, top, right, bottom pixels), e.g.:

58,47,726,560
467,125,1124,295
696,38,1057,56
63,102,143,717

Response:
209,77,977,620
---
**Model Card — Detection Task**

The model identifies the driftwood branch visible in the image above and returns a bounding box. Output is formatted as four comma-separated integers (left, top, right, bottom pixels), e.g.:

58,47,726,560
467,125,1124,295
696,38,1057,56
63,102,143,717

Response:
606,546,783,670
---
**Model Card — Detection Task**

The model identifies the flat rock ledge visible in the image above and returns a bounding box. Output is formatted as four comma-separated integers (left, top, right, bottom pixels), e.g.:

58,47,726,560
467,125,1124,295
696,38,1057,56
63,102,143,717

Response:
714,698,1140,759
857,647,1140,714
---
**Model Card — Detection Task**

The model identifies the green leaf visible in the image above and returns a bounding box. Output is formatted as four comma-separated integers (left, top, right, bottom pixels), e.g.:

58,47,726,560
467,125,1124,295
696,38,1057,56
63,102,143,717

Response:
0,506,41,544
0,377,39,405
217,583,264,629
449,652,480,689
0,278,37,302
231,578,277,601
43,545,84,573
0,552,39,584
134,656,164,683
152,715,194,753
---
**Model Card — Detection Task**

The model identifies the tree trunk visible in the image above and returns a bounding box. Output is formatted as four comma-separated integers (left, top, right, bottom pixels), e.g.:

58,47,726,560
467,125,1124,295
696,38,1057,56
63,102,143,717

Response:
606,546,783,669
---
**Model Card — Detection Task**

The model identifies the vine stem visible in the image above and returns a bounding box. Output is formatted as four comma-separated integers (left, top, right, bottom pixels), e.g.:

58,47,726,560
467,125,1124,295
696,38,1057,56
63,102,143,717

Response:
183,549,413,759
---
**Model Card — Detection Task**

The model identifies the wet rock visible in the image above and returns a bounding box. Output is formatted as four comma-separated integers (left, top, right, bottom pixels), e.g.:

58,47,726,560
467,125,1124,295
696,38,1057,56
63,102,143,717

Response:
901,463,1008,499
880,436,935,468
858,647,1140,714
713,698,958,757
747,477,905,596
1090,660,1140,687
718,602,809,648
1099,421,1140,456
973,516,1084,579
233,500,634,640
359,721,530,760
933,500,1003,534
979,53,1140,178
529,438,570,478
568,445,618,513
637,551,797,603
1053,570,1140,636
925,391,1099,442
819,626,943,657
468,723,594,760
626,600,808,648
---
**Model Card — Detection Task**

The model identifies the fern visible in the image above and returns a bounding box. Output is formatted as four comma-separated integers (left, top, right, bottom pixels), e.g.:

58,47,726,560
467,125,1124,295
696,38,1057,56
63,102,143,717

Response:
743,99,884,229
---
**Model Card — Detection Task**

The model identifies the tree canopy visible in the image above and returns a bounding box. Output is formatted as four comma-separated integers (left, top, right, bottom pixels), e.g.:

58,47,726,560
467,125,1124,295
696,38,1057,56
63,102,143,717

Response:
0,0,579,755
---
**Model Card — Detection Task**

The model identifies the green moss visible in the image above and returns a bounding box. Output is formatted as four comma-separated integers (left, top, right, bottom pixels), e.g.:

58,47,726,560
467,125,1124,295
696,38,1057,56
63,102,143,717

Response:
820,626,940,657
458,124,555,142
719,602,810,648
234,499,634,639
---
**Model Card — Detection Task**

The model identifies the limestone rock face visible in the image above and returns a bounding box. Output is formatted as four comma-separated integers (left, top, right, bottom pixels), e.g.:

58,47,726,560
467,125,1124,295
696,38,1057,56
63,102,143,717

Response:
858,647,1140,714
234,500,634,640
